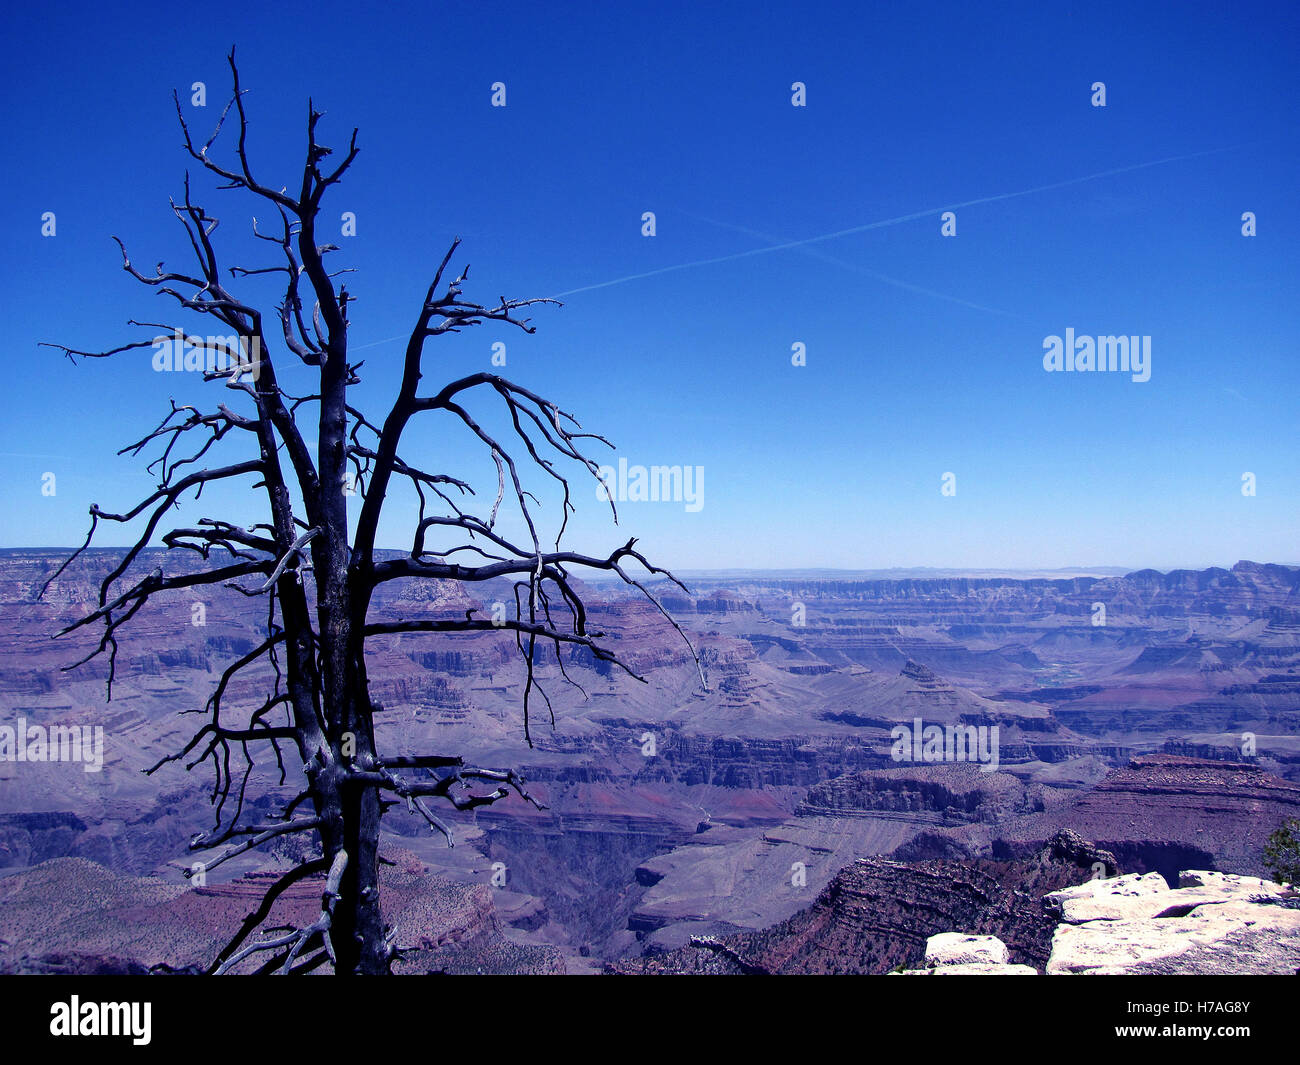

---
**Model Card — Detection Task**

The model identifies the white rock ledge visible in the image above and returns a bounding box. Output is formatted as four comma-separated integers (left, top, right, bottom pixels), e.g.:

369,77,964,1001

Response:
895,871,1299,975
1046,869,1300,975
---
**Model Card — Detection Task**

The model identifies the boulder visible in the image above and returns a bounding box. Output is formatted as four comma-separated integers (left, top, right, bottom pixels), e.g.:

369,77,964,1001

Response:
894,933,1036,975
925,932,1010,967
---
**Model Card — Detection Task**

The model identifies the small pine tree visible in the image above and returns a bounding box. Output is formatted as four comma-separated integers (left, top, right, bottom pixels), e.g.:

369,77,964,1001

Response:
1262,817,1300,887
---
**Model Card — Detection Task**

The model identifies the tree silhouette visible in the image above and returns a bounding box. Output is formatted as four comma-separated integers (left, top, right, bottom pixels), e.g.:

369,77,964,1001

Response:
40,49,703,975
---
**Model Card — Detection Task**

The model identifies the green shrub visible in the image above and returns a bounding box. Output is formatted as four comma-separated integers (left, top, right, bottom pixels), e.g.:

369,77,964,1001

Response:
1263,817,1300,887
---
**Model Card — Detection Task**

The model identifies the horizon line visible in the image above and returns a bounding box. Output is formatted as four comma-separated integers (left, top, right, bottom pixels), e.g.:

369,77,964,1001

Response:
3,547,1295,578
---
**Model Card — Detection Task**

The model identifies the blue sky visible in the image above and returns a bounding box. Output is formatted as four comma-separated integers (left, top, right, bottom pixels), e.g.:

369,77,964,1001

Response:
2,0,1296,571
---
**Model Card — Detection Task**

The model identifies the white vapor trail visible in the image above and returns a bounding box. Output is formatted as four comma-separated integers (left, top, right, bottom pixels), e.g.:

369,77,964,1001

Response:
678,210,1018,317
350,145,1236,350
551,146,1236,298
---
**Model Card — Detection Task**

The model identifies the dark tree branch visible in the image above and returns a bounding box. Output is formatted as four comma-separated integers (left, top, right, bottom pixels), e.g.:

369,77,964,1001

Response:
41,51,703,974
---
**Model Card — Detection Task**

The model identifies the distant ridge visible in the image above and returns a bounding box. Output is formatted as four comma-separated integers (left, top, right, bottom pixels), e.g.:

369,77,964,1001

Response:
671,567,1135,580
4,548,1296,582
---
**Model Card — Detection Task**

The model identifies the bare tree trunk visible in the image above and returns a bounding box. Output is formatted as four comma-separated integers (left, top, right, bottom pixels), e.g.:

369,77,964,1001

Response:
40,48,705,975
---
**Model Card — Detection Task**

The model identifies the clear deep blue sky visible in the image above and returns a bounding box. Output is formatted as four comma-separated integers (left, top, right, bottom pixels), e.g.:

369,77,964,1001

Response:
2,1,1296,571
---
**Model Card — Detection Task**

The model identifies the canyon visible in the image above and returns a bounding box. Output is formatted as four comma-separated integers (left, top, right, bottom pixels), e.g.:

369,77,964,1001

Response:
0,550,1297,973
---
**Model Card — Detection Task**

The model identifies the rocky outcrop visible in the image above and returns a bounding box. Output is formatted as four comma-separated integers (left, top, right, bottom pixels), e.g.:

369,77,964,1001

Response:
611,831,1109,974
894,933,1036,975
797,763,1039,825
985,755,1300,882
901,870,1300,976
1045,870,1300,975
900,659,944,686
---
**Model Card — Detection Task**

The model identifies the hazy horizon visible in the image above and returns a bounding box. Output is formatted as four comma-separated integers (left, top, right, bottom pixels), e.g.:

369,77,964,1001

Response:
6,543,1298,580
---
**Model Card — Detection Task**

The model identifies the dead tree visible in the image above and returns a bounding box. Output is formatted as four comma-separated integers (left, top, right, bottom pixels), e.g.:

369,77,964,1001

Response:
40,49,703,975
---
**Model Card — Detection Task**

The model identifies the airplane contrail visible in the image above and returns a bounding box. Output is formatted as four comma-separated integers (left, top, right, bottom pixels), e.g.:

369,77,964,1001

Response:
678,210,1019,317
351,145,1237,350
551,145,1238,298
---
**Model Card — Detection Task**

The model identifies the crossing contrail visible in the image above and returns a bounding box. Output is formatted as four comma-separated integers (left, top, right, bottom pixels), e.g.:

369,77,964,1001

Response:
677,210,1019,317
550,145,1237,298
351,145,1237,350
